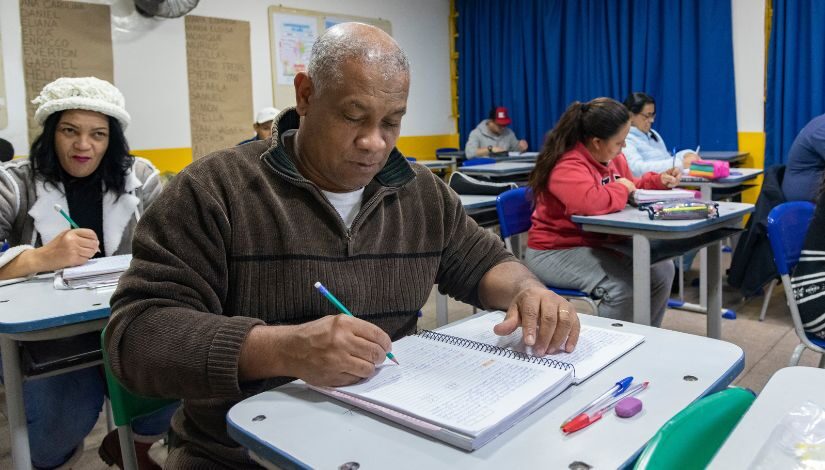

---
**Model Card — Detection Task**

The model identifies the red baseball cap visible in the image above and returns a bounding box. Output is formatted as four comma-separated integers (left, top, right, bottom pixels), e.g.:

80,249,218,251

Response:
493,106,512,126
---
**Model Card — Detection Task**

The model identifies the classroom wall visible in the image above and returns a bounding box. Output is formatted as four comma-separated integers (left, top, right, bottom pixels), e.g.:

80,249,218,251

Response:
0,0,455,171
731,0,767,203
0,0,768,175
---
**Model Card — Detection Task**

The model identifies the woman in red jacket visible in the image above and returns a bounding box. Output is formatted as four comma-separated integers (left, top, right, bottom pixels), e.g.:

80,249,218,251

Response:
525,98,681,326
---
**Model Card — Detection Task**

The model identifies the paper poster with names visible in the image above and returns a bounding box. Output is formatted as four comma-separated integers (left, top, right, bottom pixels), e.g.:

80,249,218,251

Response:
273,14,317,85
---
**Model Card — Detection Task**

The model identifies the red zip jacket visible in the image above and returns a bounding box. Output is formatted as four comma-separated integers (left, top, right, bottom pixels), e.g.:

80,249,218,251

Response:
528,142,666,250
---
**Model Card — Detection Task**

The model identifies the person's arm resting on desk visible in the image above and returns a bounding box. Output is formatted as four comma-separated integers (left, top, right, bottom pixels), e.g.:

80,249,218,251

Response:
434,181,580,355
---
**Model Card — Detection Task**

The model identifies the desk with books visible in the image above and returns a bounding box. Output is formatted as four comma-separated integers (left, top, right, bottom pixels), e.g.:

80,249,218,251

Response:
226,312,745,469
572,202,754,339
0,275,114,469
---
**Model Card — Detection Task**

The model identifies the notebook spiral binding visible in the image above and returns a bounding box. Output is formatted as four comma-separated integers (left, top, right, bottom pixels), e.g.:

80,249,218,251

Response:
418,330,576,376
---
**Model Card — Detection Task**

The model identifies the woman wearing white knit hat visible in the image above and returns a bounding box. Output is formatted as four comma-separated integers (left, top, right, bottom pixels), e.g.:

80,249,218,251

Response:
0,77,174,469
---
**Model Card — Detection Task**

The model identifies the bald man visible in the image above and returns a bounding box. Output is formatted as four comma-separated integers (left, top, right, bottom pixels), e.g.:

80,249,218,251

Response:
106,23,579,467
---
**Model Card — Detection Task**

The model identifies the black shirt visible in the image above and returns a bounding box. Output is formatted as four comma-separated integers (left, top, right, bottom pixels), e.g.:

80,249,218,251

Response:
61,168,105,257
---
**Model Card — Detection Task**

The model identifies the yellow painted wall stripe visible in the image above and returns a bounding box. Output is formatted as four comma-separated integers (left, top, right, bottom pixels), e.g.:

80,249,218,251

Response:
133,135,462,174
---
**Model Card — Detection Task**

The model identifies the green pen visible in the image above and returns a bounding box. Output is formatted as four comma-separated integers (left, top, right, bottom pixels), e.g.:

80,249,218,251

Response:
53,203,80,229
314,281,400,365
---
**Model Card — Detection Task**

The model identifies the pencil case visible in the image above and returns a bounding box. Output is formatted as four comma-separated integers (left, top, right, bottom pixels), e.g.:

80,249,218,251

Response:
644,201,719,220
688,160,729,179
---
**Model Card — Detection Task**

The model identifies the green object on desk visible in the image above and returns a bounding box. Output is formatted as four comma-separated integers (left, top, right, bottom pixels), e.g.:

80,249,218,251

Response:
634,387,755,469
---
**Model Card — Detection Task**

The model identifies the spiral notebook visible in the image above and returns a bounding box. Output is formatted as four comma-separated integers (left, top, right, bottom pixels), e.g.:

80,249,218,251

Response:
310,311,643,450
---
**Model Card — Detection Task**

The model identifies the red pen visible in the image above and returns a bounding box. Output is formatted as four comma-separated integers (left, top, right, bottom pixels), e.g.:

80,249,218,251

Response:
562,381,649,434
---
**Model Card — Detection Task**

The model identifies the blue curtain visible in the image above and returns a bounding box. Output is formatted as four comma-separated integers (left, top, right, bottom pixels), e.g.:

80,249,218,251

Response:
765,0,825,166
456,0,738,153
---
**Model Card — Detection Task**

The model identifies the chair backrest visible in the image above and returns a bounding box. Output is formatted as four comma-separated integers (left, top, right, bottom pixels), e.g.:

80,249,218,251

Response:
496,187,532,240
634,387,755,469
766,201,816,275
461,157,496,167
101,328,177,427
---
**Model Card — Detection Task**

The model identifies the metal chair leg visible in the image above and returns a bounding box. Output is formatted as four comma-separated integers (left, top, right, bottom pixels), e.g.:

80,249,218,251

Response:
790,343,806,367
759,279,777,321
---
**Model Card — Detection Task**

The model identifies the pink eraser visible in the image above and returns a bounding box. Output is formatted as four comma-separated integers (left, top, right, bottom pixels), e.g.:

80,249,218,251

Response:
615,397,643,418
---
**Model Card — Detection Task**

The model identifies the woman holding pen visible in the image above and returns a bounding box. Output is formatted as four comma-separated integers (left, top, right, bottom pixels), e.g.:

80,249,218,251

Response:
0,77,171,469
525,98,680,326
622,92,700,176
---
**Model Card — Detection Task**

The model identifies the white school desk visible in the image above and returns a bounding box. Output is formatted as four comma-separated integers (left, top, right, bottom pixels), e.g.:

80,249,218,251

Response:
458,162,535,179
676,168,763,317
226,313,745,470
679,168,763,200
0,276,114,470
699,151,750,164
415,160,454,172
433,195,500,326
710,366,825,468
572,202,754,339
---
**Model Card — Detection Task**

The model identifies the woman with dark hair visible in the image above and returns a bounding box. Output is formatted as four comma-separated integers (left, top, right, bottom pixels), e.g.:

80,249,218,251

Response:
622,92,700,176
525,97,680,326
0,77,173,469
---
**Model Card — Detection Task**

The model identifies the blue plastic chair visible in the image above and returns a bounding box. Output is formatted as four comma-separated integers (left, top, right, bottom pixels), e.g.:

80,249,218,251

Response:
766,201,825,367
406,157,417,162
496,187,599,315
462,157,496,167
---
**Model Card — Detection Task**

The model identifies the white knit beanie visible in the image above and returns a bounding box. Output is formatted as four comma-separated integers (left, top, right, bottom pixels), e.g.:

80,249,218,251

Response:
32,77,131,129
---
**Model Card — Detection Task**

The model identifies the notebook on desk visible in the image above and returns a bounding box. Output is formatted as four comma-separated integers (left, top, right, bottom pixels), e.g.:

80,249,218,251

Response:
55,254,132,289
630,189,697,205
310,311,644,450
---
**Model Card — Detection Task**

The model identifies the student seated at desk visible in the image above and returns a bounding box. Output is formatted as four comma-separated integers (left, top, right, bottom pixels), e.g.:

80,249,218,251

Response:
782,113,825,202
622,92,700,175
465,105,528,158
525,98,680,326
104,23,580,468
0,77,174,469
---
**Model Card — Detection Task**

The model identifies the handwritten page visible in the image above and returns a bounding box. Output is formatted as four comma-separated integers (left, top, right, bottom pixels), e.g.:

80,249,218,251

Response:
333,334,571,436
439,311,644,383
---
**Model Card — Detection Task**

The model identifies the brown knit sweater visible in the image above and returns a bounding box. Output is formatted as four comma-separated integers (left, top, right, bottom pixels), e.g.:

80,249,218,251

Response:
106,108,515,468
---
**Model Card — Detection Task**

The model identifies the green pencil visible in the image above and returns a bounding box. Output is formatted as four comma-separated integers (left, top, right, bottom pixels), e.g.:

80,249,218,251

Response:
53,204,80,229
314,281,400,365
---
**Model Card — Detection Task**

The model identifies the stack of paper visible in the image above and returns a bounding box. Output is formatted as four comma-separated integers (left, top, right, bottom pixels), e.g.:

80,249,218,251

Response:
631,189,697,206
56,254,132,289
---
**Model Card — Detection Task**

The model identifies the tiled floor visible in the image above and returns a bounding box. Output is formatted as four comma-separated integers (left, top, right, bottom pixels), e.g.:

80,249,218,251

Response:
0,268,820,468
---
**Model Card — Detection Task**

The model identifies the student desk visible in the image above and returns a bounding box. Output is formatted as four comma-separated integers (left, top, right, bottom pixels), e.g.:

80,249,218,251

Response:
459,162,535,181
434,195,500,326
226,313,745,470
710,366,825,468
677,168,763,316
0,276,114,469
699,151,750,165
571,202,754,339
416,160,454,173
679,168,764,200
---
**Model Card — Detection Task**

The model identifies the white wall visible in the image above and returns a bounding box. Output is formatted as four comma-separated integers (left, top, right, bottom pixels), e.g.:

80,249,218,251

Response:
731,0,766,133
0,0,453,155
0,0,768,156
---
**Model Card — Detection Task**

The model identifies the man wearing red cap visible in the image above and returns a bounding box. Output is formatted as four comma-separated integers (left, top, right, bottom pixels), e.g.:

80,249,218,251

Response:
465,105,529,158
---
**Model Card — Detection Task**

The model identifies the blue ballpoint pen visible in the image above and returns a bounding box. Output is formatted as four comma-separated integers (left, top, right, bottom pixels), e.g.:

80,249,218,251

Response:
314,281,400,365
560,376,633,428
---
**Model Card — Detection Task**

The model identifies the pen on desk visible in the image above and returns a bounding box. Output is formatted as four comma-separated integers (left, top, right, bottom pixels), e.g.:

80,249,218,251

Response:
313,281,400,365
560,376,632,429
53,204,80,229
563,381,649,434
